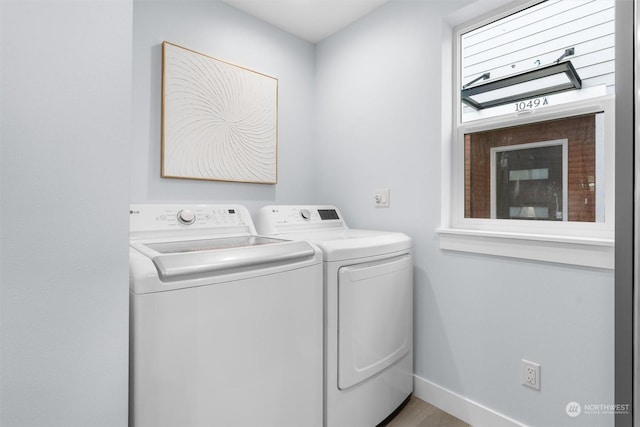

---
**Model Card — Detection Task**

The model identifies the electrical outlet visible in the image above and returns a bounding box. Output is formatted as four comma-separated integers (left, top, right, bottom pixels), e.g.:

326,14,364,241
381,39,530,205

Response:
521,359,541,390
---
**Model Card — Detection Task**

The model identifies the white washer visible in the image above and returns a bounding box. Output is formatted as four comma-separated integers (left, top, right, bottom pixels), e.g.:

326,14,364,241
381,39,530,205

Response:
129,204,323,427
257,205,413,427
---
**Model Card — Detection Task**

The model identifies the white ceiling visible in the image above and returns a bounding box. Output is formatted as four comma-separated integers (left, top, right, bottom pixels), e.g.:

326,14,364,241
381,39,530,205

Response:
222,0,391,43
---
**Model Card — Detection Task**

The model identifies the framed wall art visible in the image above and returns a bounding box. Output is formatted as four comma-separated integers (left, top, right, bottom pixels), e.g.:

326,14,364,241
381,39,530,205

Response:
161,41,278,184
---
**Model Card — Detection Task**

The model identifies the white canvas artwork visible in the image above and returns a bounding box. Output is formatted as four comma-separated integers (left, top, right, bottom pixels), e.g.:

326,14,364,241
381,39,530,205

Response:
162,42,278,183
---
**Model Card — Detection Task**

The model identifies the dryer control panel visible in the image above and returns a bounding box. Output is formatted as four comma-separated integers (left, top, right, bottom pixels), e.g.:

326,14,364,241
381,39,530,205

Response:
257,205,347,235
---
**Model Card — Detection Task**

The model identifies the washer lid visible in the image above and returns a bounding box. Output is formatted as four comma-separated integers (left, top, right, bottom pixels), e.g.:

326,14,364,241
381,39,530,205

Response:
131,237,316,280
145,236,283,253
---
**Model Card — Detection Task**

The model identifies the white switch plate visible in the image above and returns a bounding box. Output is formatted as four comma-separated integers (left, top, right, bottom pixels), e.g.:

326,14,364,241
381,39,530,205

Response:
374,188,390,208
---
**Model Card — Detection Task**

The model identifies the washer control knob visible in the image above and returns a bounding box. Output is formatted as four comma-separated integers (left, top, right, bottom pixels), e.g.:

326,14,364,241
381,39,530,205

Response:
177,209,196,225
300,209,311,221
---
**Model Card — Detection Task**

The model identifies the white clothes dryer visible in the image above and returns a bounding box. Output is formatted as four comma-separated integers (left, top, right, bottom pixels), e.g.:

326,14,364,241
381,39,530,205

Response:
257,205,413,427
129,204,323,427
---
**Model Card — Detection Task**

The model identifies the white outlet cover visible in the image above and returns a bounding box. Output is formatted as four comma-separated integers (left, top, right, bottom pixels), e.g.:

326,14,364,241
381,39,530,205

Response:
521,359,541,390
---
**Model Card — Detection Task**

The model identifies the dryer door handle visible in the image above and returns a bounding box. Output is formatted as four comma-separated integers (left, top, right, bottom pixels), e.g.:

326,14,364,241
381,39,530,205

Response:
341,254,412,282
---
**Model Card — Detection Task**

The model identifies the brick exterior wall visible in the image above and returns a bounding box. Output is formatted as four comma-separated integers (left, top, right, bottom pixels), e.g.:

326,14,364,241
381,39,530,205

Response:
464,114,596,222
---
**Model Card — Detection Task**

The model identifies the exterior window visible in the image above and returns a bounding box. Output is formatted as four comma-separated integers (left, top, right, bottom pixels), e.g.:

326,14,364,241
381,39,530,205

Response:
493,141,566,221
465,113,603,222
440,0,615,269
460,0,614,123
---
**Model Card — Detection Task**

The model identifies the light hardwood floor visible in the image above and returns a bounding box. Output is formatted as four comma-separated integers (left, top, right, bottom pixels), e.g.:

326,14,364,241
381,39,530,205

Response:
385,396,470,427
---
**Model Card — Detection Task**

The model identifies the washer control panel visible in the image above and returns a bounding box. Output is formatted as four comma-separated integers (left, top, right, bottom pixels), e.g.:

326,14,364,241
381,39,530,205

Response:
177,209,196,225
130,204,254,234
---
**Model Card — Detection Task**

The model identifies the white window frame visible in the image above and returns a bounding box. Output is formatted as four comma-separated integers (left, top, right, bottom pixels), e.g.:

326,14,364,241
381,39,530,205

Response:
438,1,615,269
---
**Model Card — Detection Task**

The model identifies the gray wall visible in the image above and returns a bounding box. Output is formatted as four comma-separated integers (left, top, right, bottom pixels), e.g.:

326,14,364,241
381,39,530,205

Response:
315,1,615,426
131,1,317,211
0,1,132,426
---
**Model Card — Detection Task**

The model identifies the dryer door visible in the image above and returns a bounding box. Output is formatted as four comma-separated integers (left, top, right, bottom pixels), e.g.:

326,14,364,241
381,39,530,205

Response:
337,254,412,390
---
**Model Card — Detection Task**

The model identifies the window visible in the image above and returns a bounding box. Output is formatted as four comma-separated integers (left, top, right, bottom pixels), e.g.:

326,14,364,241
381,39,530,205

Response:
490,139,568,221
466,114,604,222
459,0,614,123
439,0,615,269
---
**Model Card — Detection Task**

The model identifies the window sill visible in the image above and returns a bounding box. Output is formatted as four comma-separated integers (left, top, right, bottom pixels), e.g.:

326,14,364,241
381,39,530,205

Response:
436,228,614,269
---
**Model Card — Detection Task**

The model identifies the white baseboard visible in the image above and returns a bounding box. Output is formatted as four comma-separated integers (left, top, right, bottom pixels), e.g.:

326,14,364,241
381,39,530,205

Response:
413,375,526,427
